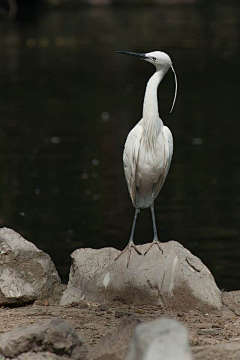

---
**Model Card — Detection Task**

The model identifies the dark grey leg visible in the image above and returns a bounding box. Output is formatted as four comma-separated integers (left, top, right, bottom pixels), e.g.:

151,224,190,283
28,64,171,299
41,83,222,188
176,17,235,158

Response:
150,203,158,241
129,188,140,242
115,188,142,266
144,184,163,255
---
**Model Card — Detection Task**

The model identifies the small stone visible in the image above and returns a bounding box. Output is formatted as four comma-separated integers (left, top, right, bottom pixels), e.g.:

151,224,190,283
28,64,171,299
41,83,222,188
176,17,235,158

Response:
198,328,223,335
177,312,184,317
134,309,145,314
34,300,43,306
115,310,133,318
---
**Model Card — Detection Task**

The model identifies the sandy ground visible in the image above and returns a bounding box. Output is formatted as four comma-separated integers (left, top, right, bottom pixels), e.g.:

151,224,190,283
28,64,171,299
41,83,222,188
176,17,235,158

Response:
1,293,240,359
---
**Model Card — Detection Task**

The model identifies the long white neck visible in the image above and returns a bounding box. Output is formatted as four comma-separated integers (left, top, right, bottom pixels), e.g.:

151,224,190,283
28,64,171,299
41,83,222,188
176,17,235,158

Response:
142,69,166,149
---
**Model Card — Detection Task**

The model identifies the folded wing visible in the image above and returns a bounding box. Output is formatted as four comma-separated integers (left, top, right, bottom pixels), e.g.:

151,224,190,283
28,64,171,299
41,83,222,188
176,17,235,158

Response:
123,120,143,206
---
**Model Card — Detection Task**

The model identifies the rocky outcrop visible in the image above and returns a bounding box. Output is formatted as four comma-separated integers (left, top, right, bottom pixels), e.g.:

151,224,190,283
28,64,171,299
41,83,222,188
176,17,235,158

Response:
60,241,222,311
0,227,62,306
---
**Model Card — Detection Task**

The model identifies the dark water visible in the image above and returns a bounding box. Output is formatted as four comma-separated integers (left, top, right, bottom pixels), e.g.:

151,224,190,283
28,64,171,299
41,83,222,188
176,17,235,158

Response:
0,2,240,290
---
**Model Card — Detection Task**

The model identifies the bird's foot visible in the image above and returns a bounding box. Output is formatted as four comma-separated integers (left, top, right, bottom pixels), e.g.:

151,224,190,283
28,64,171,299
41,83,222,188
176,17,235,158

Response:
114,240,142,267
144,238,163,256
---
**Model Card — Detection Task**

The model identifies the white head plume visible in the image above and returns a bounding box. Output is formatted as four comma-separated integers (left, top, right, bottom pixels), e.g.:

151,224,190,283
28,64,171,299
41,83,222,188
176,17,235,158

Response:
170,65,177,113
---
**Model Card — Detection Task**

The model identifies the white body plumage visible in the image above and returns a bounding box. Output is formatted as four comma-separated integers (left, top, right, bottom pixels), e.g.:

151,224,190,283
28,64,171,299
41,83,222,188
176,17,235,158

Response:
123,119,173,208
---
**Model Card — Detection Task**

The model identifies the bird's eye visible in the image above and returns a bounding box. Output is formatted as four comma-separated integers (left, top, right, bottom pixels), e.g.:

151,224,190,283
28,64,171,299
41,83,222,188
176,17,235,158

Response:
152,57,156,61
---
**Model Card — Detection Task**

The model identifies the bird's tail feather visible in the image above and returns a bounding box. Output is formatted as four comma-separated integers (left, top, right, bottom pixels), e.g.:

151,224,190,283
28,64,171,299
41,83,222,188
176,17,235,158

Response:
136,194,152,209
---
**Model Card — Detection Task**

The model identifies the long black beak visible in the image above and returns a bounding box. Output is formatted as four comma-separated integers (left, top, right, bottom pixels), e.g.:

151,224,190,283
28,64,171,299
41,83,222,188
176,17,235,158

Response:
116,51,147,60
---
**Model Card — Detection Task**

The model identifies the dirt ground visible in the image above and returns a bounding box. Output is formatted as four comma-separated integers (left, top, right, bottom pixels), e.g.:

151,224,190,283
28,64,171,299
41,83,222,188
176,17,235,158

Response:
1,292,240,360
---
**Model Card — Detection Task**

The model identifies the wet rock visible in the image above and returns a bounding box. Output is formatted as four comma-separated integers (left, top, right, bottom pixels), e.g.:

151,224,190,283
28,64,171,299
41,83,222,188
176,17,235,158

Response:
0,317,88,359
87,315,140,360
60,241,222,311
126,317,193,360
0,227,62,306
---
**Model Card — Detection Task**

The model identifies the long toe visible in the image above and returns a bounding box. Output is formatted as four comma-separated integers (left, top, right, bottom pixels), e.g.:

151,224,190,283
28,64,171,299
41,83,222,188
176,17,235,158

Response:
144,239,163,256
114,241,142,267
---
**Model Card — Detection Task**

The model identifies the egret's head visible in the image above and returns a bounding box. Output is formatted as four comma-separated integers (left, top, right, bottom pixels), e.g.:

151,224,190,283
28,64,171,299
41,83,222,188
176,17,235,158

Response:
117,50,178,113
144,51,172,70
116,50,172,70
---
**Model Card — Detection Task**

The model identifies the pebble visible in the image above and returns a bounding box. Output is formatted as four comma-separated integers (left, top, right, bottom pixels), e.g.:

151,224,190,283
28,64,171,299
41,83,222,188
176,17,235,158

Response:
115,310,133,318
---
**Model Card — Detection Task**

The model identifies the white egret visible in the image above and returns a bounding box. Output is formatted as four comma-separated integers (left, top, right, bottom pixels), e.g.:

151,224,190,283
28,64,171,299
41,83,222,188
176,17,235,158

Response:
116,50,177,266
